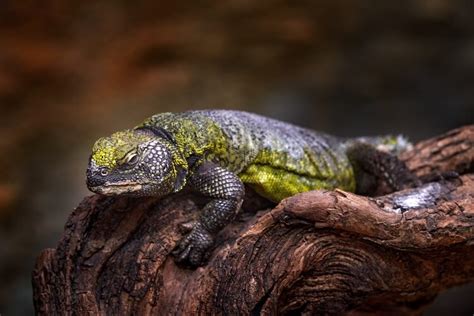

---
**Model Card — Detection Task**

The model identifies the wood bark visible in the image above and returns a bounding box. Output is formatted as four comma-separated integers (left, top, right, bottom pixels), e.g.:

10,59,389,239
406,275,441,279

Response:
33,125,474,315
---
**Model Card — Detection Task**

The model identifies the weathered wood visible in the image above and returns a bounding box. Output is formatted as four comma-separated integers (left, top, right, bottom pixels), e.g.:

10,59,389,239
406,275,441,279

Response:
32,125,474,315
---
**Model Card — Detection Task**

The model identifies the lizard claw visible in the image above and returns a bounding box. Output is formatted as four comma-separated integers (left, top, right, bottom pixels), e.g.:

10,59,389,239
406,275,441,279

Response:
178,220,196,233
172,223,214,267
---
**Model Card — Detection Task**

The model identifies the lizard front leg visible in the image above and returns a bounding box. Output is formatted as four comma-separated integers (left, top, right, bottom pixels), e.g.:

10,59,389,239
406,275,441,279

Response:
172,161,244,266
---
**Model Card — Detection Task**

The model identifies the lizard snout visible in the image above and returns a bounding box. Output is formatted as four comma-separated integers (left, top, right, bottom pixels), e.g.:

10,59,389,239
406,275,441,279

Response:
86,162,109,189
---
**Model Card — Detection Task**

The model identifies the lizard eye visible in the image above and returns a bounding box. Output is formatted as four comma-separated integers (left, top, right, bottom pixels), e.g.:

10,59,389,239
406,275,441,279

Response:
125,152,139,165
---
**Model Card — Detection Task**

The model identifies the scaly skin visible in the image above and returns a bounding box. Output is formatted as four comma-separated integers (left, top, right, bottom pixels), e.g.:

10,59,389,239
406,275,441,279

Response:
86,110,413,266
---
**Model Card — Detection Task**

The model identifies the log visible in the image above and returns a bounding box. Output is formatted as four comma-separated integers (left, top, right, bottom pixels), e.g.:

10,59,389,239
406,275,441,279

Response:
32,125,474,315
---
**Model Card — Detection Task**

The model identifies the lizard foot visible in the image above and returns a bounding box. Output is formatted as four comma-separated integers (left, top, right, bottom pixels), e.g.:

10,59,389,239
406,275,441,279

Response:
172,223,214,267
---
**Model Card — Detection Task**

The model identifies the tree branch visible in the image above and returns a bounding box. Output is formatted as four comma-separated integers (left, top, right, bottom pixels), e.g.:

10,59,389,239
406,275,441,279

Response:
33,125,474,315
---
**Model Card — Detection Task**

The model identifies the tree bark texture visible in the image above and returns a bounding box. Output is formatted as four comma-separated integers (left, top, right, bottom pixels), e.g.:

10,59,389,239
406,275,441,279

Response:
33,125,474,315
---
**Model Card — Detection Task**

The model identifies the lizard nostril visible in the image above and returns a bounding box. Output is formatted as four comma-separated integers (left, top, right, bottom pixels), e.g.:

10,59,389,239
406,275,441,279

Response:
100,169,109,176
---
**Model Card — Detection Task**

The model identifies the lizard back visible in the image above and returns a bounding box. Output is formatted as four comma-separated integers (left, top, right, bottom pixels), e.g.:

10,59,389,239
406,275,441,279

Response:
139,110,355,201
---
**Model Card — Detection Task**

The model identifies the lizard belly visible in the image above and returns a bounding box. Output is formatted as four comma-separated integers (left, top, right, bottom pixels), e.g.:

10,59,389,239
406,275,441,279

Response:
239,164,336,202
238,154,356,203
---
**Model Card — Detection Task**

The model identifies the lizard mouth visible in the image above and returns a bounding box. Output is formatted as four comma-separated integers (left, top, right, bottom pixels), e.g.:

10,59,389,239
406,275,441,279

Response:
90,181,145,195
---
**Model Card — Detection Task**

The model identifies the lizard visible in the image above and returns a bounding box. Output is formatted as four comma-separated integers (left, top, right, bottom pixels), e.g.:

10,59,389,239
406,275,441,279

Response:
86,109,418,266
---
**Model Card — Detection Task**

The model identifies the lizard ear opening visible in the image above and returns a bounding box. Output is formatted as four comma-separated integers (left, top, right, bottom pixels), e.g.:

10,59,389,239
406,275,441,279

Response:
173,165,187,192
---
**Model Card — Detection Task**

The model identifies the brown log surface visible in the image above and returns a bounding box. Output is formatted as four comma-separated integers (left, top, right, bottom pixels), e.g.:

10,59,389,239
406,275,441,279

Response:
33,125,474,315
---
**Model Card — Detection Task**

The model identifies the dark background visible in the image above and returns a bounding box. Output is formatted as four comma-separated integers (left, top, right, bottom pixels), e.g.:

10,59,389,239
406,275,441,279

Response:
0,1,473,315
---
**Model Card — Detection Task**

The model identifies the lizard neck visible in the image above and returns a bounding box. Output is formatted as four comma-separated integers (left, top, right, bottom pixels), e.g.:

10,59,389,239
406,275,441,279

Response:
138,112,229,164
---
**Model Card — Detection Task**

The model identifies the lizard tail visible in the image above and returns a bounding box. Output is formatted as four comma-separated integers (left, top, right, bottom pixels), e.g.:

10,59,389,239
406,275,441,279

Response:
345,135,413,155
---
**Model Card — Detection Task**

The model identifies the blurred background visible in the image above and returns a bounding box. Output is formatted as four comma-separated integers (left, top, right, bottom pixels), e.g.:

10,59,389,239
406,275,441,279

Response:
0,1,473,314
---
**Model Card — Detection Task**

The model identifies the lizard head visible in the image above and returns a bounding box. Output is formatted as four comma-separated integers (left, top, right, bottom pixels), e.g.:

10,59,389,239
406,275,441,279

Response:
86,129,187,197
